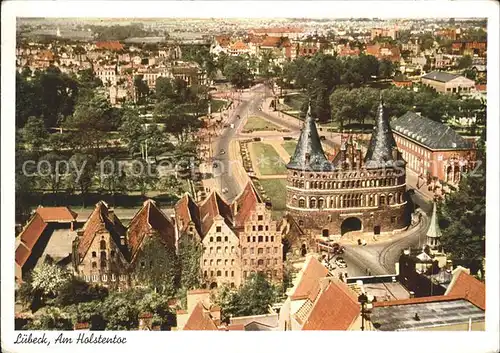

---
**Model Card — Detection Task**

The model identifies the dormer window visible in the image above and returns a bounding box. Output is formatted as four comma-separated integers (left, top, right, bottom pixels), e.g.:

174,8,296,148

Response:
305,153,311,163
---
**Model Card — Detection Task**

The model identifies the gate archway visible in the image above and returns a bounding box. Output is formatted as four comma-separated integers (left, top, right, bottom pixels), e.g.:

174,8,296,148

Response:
341,217,362,235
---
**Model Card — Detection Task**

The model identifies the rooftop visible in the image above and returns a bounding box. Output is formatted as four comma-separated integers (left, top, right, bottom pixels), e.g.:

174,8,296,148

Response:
287,104,333,172
392,111,472,150
421,71,461,83
371,297,484,331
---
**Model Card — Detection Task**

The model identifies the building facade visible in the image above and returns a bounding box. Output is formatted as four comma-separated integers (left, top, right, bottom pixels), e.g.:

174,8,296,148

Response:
421,71,475,94
285,102,409,238
392,111,476,187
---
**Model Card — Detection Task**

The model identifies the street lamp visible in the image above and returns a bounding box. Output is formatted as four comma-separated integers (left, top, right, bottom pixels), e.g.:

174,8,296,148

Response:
358,293,373,331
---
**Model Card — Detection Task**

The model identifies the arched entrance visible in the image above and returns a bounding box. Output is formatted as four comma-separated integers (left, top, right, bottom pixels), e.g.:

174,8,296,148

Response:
301,244,307,257
210,282,218,290
341,217,362,235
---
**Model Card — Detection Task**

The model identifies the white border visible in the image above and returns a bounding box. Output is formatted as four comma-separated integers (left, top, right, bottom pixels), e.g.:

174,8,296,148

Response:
1,2,499,353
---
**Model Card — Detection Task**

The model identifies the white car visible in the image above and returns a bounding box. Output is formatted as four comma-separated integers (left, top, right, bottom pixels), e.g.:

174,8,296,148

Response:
335,258,347,268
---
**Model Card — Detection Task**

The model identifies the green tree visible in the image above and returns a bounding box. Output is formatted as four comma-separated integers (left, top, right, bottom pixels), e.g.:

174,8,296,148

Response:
223,56,253,88
439,161,485,268
178,234,203,290
64,93,118,158
77,68,103,89
119,107,147,157
21,116,49,153
378,59,395,79
31,263,72,300
134,75,150,104
55,277,108,307
214,272,278,323
66,153,96,206
126,159,159,196
38,152,67,195
457,55,473,69
135,235,180,296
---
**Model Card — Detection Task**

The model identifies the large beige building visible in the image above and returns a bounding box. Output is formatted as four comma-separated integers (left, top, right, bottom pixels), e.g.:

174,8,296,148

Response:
421,71,475,94
175,183,284,289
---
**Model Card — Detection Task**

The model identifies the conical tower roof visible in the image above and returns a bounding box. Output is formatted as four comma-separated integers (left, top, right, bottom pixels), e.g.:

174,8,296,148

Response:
426,203,442,239
287,104,333,171
364,98,399,169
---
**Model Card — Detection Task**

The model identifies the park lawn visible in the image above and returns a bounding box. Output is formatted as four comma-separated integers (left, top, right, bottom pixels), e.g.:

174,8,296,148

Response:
282,141,298,157
284,93,307,111
212,99,227,113
242,116,281,132
251,142,288,175
259,179,287,211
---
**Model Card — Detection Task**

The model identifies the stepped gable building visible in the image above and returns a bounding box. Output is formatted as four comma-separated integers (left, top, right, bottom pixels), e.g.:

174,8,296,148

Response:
286,101,409,238
73,200,176,288
73,201,130,287
174,182,284,289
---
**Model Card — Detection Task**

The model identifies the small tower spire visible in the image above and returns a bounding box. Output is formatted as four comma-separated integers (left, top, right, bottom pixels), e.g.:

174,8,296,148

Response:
426,203,442,249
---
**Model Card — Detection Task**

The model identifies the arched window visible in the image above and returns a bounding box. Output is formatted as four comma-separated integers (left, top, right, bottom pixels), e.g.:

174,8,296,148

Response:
92,251,97,258
224,236,228,242
210,237,214,242
388,194,393,205
217,270,221,277
204,271,208,277
216,236,221,242
380,195,386,206
298,198,305,208
224,246,228,253
310,198,316,208
225,259,228,266
100,251,107,260
257,259,264,266
318,198,324,209
100,239,106,250
231,246,235,253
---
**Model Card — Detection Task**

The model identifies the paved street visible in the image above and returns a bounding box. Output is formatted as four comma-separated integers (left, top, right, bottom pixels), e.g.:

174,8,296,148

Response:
202,83,436,276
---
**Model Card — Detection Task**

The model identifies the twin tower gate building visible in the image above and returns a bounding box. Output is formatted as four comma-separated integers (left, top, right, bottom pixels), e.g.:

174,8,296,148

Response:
285,100,411,239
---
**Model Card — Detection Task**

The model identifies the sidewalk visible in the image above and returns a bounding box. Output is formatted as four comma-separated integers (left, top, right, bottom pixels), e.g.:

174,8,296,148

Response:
406,169,436,201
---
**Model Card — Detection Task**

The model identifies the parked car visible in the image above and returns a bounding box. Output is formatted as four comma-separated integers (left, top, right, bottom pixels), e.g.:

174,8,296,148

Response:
335,258,347,268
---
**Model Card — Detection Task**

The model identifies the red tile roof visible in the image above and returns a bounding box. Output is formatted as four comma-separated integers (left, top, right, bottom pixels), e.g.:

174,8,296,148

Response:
183,302,219,331
475,84,486,91
302,281,360,330
446,270,485,310
290,257,329,301
215,36,231,47
232,182,262,228
250,27,304,34
174,193,201,235
19,213,47,250
128,200,176,262
15,242,32,268
77,202,127,261
95,41,124,51
15,207,77,275
36,207,77,222
74,322,90,330
198,191,233,238
261,36,290,48
230,41,249,51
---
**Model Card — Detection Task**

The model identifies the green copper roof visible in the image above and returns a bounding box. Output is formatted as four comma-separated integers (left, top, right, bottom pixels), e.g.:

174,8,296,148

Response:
286,104,333,172
426,203,442,239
